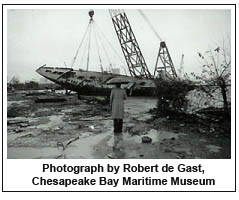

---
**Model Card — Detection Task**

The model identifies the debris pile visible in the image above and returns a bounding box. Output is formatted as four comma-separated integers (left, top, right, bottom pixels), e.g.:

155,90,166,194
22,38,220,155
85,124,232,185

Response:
186,87,231,113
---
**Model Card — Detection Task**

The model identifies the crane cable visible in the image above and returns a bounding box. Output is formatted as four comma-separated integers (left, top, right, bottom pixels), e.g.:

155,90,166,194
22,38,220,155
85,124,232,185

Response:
97,32,112,72
70,23,90,69
94,22,128,75
71,10,128,75
92,23,104,73
179,54,184,78
93,22,112,72
86,20,93,71
137,10,163,42
79,30,90,69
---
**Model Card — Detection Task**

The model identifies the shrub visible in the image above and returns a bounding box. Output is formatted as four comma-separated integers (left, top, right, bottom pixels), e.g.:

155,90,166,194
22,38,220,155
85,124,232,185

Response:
154,78,195,116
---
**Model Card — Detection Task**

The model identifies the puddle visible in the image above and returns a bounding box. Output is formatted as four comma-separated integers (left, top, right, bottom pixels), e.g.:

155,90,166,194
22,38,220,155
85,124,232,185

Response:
173,147,192,155
158,131,181,141
7,116,29,122
7,100,29,107
126,150,139,158
142,130,181,143
125,97,157,114
61,108,73,113
35,115,63,129
106,130,144,147
80,132,93,138
206,144,221,153
8,147,61,159
136,113,152,121
144,129,159,143
80,116,109,121
64,132,111,158
107,129,182,148
8,132,37,142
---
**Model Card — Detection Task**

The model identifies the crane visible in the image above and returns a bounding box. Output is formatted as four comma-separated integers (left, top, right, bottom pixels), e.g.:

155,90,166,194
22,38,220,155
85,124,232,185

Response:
137,10,177,79
109,9,152,79
137,10,178,79
178,54,184,78
110,9,177,80
154,41,178,79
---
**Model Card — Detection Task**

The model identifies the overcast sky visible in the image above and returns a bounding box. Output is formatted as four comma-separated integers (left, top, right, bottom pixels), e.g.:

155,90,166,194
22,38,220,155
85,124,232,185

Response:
7,9,231,82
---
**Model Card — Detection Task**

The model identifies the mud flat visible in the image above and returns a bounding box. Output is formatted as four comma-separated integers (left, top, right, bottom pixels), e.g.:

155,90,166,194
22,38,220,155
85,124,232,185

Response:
7,91,230,159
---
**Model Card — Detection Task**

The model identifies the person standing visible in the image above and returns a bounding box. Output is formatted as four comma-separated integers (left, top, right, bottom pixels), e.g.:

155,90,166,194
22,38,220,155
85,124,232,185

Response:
109,83,127,158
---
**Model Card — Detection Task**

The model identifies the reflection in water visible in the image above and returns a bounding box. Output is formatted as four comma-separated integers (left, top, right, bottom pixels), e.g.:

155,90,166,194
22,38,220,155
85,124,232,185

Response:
108,133,125,159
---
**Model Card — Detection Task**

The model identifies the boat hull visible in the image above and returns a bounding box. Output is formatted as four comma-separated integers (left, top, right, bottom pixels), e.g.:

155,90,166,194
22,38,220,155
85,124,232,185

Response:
36,65,157,96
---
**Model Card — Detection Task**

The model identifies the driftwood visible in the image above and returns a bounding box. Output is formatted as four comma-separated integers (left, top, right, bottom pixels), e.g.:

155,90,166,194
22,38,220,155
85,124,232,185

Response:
35,97,66,103
7,120,28,125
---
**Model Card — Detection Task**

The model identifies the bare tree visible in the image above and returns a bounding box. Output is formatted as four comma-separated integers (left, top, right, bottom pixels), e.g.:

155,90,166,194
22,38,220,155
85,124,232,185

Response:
10,75,20,85
192,41,231,113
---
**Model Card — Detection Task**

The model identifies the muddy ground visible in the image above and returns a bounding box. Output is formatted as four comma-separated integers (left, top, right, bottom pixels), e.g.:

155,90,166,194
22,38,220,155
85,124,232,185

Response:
7,90,231,159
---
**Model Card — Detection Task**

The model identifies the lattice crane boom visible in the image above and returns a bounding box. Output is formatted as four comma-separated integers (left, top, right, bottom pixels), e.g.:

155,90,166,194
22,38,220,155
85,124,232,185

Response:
109,9,152,79
137,10,178,79
178,54,184,78
154,41,178,79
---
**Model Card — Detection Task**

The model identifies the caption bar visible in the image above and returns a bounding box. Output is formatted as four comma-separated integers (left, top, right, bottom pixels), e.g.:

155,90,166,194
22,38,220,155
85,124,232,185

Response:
31,163,215,188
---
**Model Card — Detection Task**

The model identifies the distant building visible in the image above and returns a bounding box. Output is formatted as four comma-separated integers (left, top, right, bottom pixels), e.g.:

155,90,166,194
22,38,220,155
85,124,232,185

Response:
39,77,52,84
111,68,120,75
25,81,39,89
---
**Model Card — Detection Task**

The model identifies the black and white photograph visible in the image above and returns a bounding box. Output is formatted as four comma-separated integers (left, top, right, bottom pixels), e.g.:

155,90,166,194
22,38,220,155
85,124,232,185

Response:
6,7,232,160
